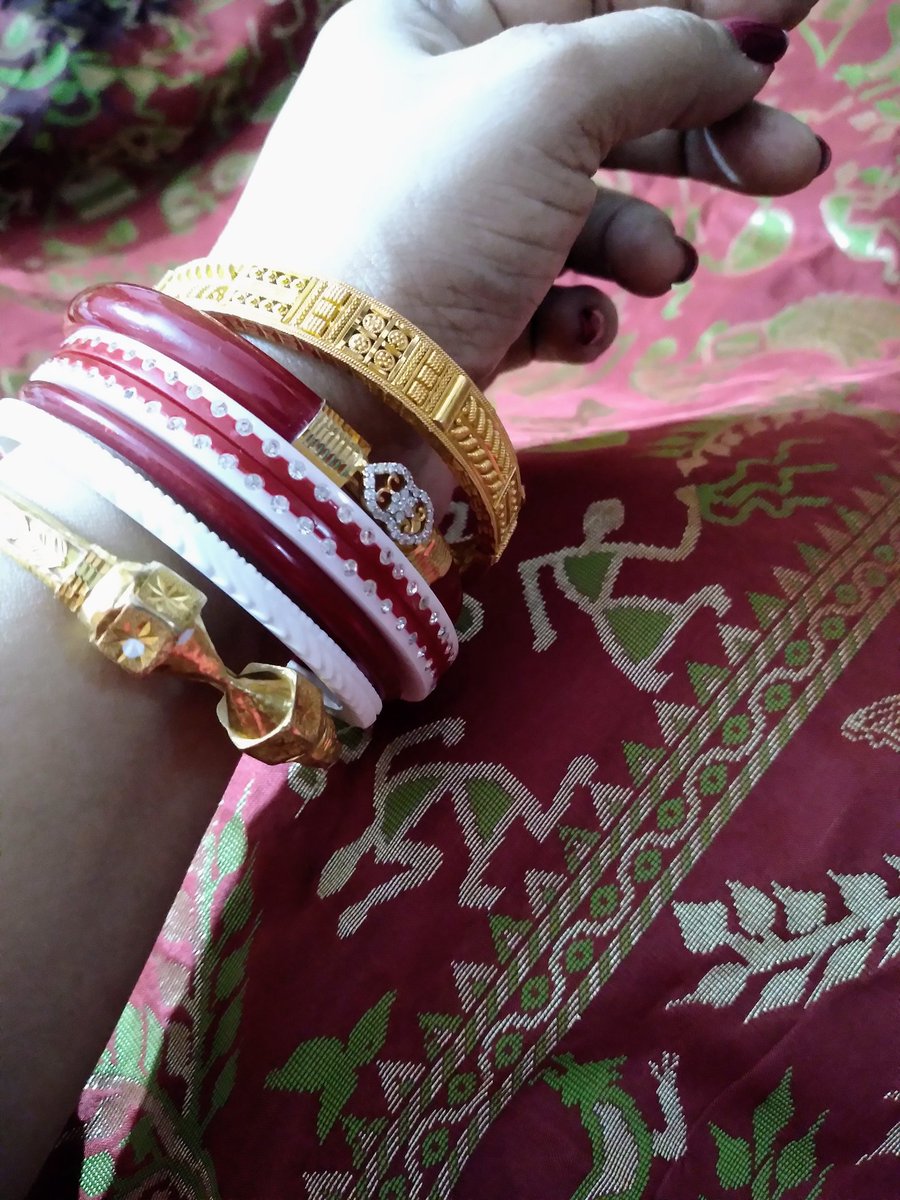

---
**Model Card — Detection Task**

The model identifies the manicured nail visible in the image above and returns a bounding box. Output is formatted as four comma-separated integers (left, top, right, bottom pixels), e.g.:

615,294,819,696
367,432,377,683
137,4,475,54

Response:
722,19,789,65
814,135,832,177
578,307,605,347
674,238,699,284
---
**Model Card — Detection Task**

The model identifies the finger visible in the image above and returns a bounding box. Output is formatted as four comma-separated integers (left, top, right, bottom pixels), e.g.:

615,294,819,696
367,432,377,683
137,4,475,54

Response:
604,102,830,195
494,285,618,375
484,10,790,155
486,1,816,32
567,187,698,295
376,0,815,53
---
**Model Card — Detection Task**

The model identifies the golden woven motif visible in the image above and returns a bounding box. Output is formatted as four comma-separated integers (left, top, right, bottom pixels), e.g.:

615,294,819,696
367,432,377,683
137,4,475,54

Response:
157,261,523,566
293,404,371,487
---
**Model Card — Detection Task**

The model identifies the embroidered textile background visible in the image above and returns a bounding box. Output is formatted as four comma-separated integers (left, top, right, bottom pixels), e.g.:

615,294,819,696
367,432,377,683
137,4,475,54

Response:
1,1,897,1198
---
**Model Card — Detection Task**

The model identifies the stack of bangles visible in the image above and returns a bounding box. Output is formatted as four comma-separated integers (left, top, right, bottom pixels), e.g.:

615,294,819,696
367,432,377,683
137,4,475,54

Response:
0,261,524,767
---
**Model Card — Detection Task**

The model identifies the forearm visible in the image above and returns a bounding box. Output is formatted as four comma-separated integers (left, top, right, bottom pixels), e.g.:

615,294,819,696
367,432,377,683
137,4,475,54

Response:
0,447,272,1198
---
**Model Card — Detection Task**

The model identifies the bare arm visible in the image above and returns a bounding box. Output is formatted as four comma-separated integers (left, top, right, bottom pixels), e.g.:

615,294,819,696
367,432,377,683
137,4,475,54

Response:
0,446,270,1197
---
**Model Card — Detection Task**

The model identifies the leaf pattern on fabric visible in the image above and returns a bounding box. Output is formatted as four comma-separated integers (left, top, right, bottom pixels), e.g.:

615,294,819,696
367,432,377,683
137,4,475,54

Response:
266,992,397,1141
670,857,900,1021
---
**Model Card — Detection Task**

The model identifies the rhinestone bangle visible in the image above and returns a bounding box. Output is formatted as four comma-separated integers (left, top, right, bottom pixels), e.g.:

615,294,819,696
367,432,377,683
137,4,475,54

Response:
49,335,458,683
0,397,382,728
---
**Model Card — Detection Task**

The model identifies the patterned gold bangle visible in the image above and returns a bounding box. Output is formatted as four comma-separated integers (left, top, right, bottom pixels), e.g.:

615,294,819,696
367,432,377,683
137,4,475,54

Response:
0,482,338,767
157,260,524,567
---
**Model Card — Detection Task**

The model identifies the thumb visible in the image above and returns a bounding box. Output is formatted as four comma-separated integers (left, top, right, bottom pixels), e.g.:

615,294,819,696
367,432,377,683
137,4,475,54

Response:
486,11,787,156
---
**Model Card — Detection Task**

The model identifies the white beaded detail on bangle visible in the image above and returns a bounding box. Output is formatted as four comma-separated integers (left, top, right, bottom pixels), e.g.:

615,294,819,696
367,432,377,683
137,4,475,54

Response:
0,397,382,727
61,329,459,676
31,355,444,699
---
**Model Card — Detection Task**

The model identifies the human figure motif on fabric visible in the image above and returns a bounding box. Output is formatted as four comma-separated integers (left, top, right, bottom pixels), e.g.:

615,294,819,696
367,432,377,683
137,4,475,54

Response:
519,488,731,693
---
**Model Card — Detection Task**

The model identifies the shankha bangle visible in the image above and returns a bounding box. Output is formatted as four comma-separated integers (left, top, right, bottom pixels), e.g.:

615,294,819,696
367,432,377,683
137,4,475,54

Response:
64,323,460,603
26,361,457,701
21,379,420,701
66,284,371,487
41,345,457,680
156,261,524,567
0,397,382,728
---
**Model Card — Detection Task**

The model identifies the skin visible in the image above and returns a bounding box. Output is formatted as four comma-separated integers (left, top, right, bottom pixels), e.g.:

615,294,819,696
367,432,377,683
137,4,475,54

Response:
0,0,826,1193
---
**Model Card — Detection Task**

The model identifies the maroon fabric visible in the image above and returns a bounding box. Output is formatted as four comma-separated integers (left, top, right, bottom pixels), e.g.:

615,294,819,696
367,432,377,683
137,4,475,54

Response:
65,401,900,1199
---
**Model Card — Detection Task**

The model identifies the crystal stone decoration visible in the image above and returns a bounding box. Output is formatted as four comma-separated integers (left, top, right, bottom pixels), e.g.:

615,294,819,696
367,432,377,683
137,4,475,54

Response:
361,462,434,547
121,637,145,659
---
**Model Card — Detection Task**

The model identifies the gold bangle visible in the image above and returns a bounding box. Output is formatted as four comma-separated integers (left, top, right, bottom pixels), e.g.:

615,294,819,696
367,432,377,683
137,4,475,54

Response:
157,260,524,567
0,482,338,768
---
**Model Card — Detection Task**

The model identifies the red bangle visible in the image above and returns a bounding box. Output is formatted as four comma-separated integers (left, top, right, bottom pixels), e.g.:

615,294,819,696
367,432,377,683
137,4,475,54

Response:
50,342,453,678
66,284,324,441
66,285,464,619
20,380,420,698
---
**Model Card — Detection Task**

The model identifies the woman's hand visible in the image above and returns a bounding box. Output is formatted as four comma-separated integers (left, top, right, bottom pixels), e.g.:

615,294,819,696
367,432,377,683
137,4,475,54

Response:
219,0,826,383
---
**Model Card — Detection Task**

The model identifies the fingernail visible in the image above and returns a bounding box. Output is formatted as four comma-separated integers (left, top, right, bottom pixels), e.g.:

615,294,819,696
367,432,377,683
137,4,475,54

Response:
578,306,605,347
674,237,699,284
814,135,832,177
722,19,789,65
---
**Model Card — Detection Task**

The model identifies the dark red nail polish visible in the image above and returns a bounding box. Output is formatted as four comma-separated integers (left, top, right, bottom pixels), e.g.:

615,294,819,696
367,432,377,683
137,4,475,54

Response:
814,135,832,177
722,19,789,65
578,307,605,347
674,237,699,284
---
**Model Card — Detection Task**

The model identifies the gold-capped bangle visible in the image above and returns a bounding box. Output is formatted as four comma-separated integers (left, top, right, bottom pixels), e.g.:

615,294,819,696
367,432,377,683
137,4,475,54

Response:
295,403,371,488
0,482,338,768
157,260,523,567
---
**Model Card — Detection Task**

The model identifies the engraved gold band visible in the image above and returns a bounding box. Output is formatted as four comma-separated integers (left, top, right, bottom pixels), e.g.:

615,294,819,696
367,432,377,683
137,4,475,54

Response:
0,482,338,767
157,261,523,566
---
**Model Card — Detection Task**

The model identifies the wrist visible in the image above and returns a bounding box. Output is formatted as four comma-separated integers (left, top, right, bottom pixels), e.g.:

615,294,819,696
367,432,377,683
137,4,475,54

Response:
0,442,280,669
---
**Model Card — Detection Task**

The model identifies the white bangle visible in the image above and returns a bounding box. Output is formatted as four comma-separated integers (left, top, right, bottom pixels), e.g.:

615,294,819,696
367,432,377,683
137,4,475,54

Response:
31,354,441,700
0,396,382,728
44,332,459,695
